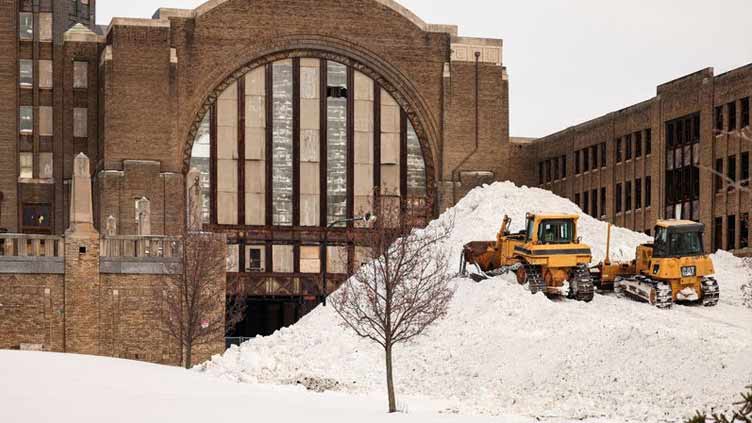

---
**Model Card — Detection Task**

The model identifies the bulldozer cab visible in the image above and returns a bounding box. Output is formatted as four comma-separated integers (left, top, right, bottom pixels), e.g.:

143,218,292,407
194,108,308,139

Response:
526,214,578,245
652,220,705,258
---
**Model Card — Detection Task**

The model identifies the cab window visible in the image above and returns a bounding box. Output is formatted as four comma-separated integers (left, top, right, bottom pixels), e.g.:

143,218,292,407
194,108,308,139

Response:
525,218,535,241
537,220,574,244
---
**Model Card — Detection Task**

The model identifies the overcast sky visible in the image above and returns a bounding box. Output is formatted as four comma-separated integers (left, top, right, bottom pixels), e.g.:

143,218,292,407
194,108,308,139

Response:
97,0,752,138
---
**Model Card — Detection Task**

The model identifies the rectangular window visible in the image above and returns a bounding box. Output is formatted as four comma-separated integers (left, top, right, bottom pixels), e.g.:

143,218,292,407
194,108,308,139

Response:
600,142,606,168
272,245,294,273
625,134,633,160
553,158,559,181
20,106,33,133
714,217,723,252
582,148,589,172
742,152,749,185
19,60,33,88
591,189,598,218
39,106,53,136
575,193,581,209
583,191,589,215
635,178,642,209
546,160,552,183
645,129,652,155
742,97,750,128
715,159,723,193
39,152,53,180
561,155,567,178
693,115,701,144
615,183,622,213
19,13,33,40
19,152,33,179
728,102,737,131
81,0,90,19
728,216,736,251
575,150,581,174
327,61,348,226
74,61,88,88
274,61,294,227
742,214,750,249
625,181,632,211
74,108,87,138
22,204,51,231
538,162,544,185
39,13,52,42
245,246,266,272
591,145,598,170
645,176,652,207
728,155,737,186
616,138,622,163
600,187,606,217
635,132,642,157
39,60,53,89
715,106,724,132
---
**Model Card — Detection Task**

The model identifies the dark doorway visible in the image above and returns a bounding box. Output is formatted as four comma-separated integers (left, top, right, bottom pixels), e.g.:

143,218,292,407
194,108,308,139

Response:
227,298,320,347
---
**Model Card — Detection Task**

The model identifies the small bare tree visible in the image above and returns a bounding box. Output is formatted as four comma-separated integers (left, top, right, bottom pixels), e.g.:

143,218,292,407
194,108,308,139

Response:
156,232,246,368
331,203,455,413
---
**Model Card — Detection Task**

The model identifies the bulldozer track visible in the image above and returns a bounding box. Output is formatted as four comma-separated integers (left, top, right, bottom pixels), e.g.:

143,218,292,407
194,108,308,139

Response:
701,277,720,307
616,276,673,309
524,265,545,294
569,265,595,302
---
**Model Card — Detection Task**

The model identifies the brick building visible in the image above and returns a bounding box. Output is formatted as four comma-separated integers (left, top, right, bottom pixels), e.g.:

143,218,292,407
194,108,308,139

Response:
1,0,531,345
534,66,752,254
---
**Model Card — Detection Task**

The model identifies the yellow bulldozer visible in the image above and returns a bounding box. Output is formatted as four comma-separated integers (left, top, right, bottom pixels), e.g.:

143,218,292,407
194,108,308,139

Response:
460,213,595,302
591,220,719,309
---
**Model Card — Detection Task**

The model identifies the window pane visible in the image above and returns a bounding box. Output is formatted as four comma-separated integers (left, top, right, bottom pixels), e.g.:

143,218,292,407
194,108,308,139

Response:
272,245,294,273
20,106,33,133
327,61,348,227
19,153,33,179
39,13,52,42
19,60,32,87
73,61,88,88
39,60,53,89
299,59,320,227
74,108,87,137
22,204,51,228
300,246,321,273
39,152,53,179
190,111,211,224
19,13,33,40
39,106,53,136
272,60,294,227
245,246,266,272
407,121,426,198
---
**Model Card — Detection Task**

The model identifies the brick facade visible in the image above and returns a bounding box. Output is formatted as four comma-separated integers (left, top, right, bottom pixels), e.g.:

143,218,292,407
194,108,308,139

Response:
534,65,752,253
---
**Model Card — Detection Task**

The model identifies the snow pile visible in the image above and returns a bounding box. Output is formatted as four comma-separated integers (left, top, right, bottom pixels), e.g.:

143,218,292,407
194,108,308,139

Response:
199,182,752,422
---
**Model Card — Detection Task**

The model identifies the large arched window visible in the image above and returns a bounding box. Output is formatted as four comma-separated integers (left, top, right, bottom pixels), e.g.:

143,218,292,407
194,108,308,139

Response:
190,58,428,231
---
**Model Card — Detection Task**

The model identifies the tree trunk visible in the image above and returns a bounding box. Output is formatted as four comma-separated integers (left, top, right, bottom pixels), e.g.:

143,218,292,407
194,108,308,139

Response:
183,343,192,369
385,345,397,413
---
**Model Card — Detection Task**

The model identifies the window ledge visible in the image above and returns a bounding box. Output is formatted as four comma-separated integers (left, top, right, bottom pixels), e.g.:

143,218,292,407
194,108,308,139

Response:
18,178,55,185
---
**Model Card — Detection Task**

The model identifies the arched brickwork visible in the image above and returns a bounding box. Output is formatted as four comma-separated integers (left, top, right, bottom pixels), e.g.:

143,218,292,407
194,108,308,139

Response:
181,35,441,211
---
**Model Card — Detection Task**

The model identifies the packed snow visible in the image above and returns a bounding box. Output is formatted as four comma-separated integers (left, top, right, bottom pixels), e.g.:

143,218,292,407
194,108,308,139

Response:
0,350,538,423
198,182,752,422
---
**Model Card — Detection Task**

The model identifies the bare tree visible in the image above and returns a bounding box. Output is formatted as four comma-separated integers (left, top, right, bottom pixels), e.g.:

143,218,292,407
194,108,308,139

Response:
331,204,455,413
155,232,246,368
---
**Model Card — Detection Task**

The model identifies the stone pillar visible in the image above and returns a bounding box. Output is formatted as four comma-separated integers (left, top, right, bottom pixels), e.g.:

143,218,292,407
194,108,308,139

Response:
186,168,202,232
64,153,101,356
136,197,151,236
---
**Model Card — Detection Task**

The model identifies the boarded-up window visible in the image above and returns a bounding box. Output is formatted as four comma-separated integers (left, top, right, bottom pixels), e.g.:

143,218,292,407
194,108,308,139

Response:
272,245,294,273
39,106,53,136
74,61,88,88
39,13,52,42
300,246,321,273
74,108,87,137
39,60,52,89
39,153,53,180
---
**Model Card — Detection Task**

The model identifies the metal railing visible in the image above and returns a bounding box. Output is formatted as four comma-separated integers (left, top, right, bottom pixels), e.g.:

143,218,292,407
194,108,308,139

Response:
0,234,64,257
101,236,183,258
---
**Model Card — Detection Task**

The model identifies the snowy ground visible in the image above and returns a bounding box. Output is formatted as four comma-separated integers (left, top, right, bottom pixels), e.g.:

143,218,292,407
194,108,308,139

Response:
0,350,581,423
200,182,752,423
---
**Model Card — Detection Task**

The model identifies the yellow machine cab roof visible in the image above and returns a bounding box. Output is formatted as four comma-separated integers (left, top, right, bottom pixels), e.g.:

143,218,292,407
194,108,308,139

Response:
655,219,705,231
527,213,580,220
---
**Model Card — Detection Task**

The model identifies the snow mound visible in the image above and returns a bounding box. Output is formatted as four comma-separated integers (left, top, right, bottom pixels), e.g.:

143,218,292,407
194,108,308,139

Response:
199,182,752,422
